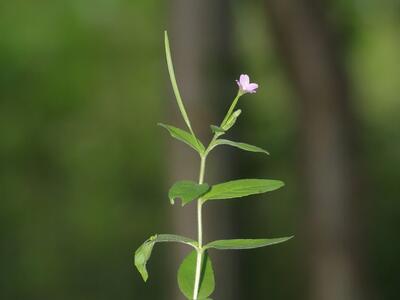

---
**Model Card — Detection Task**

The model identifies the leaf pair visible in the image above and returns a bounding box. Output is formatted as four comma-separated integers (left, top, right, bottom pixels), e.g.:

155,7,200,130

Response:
177,237,293,299
159,122,270,158
135,235,293,294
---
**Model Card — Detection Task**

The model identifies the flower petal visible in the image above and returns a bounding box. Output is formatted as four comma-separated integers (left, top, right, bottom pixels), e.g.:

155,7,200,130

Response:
240,74,250,86
247,83,259,93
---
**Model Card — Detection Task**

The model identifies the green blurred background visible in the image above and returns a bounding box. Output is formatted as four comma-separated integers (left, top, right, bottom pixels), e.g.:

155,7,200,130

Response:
0,1,399,299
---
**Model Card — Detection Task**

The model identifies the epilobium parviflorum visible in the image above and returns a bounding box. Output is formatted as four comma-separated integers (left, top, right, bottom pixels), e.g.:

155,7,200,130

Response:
134,31,293,300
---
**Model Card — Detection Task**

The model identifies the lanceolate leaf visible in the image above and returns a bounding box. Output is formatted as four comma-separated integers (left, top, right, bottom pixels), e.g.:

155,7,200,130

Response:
202,179,284,201
134,234,196,282
158,123,205,154
169,181,210,206
210,139,269,155
178,250,215,300
205,237,293,250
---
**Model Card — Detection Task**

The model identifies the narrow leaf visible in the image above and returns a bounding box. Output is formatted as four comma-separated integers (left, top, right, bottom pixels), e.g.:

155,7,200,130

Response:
155,234,197,245
178,250,215,300
169,181,210,206
134,234,196,282
210,139,269,155
164,31,195,135
222,109,241,131
158,123,205,154
202,179,284,201
205,237,293,250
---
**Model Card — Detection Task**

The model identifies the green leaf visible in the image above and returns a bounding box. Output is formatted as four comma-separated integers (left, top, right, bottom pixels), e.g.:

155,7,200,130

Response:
134,234,196,282
169,181,210,206
222,109,241,131
205,237,293,250
135,237,155,282
164,32,197,137
210,125,226,134
210,139,269,155
155,234,197,245
158,123,205,154
202,179,284,201
178,250,215,300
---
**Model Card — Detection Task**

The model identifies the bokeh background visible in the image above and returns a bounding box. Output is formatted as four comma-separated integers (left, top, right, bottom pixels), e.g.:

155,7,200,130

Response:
1,0,399,299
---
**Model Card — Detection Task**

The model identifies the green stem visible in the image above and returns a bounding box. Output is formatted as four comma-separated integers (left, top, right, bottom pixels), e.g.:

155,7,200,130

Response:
204,92,242,156
193,156,206,299
193,92,242,299
220,91,241,128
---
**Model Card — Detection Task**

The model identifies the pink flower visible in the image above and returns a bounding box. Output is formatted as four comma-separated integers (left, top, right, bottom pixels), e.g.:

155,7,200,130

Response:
236,74,258,94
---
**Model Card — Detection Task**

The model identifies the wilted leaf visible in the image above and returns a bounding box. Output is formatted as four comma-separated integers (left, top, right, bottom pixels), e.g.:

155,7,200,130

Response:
134,234,196,282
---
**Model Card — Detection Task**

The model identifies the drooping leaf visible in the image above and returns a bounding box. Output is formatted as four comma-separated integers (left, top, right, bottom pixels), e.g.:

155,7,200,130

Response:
158,123,205,154
210,125,226,134
202,179,284,201
210,139,269,155
169,181,210,206
134,234,196,282
178,250,215,300
134,236,156,282
205,237,293,250
222,109,241,131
